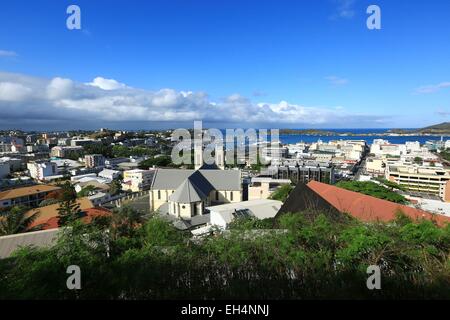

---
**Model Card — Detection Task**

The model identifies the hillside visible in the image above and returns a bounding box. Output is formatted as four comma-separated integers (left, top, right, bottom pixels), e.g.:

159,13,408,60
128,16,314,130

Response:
390,122,450,135
419,122,450,134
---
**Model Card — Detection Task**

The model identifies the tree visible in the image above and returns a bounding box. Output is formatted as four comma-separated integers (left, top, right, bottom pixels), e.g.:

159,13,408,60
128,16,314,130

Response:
109,179,122,196
111,206,146,239
57,182,82,227
414,156,423,164
138,156,173,169
0,206,43,236
77,185,96,198
269,184,293,202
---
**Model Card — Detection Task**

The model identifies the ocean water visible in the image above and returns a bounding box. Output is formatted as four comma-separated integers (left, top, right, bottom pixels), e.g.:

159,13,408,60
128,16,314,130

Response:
277,129,449,145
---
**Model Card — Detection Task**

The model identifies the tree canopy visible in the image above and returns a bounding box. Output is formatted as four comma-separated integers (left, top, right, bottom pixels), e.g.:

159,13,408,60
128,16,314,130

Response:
0,208,448,299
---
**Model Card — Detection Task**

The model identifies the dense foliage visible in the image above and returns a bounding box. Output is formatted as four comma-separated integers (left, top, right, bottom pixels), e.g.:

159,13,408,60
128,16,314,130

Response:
269,184,294,202
441,149,450,162
0,206,43,236
336,181,408,204
0,209,449,299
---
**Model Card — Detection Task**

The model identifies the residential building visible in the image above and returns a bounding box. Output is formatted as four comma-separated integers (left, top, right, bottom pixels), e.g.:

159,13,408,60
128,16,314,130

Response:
370,139,407,156
25,198,106,230
150,168,242,219
27,161,58,181
98,169,121,180
50,146,83,158
248,177,291,200
122,169,155,192
84,154,105,168
70,138,100,147
0,184,61,208
0,157,22,171
365,158,386,175
208,199,282,229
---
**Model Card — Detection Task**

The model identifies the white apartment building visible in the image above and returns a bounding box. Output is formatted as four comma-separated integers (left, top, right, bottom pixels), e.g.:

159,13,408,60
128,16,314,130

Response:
370,140,407,156
27,161,58,181
122,169,155,192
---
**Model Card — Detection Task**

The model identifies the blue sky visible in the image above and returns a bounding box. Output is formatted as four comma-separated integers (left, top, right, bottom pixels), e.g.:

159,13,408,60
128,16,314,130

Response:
0,0,449,130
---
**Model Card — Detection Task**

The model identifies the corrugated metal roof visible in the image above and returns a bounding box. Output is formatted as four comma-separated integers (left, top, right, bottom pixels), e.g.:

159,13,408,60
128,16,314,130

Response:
0,229,59,259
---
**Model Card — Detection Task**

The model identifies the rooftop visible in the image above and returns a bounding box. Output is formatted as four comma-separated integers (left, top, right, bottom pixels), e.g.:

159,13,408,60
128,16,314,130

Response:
0,185,61,201
305,181,450,227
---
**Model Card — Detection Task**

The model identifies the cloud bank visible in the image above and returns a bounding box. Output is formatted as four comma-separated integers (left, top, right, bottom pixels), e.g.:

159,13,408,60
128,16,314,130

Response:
0,71,386,129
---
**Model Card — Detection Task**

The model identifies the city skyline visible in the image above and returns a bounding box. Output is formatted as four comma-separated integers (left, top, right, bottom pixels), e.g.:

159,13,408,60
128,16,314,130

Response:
0,0,450,130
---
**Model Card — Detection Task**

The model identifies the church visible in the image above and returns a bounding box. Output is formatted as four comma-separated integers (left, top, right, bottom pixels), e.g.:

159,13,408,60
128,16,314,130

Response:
149,145,242,219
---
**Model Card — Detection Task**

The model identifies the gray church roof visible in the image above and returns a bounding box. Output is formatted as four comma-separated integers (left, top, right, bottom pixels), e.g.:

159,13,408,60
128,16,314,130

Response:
151,169,241,191
169,178,209,203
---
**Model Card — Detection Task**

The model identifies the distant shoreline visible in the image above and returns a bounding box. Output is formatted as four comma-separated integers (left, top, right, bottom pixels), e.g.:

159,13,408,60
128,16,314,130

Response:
278,129,450,137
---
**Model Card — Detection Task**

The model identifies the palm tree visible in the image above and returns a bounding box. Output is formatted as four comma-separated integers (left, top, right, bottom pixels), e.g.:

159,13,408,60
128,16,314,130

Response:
0,206,44,236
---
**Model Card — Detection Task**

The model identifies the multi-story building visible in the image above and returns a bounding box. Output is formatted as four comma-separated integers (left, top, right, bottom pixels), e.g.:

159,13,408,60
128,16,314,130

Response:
248,177,291,200
386,164,450,202
365,158,386,175
370,140,407,157
0,184,61,208
149,168,242,219
84,154,105,168
261,162,335,184
71,138,100,147
27,161,58,181
122,169,155,192
50,146,83,158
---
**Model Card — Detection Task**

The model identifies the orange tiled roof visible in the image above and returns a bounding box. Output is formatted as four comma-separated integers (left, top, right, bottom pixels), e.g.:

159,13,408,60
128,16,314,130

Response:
307,180,450,227
0,185,61,201
27,198,94,229
34,207,112,230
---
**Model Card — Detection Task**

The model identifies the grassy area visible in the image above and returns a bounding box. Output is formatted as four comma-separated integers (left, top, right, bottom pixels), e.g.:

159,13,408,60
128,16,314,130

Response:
336,181,407,204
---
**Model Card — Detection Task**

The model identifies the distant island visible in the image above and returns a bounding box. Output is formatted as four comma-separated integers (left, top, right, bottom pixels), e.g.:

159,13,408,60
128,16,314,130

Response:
389,122,450,135
279,122,450,136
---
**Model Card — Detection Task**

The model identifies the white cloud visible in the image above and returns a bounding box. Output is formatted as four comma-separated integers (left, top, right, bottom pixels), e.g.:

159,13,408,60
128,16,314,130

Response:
325,75,348,86
332,0,356,19
47,77,74,100
415,82,450,94
0,50,17,57
0,82,32,101
87,77,128,90
0,71,386,126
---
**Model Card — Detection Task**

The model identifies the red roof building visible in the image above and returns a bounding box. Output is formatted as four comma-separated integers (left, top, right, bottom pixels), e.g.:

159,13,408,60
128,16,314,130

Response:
306,181,450,227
